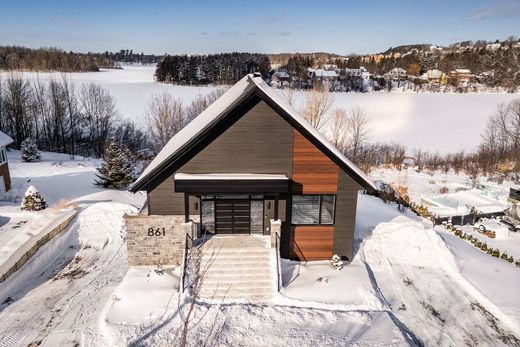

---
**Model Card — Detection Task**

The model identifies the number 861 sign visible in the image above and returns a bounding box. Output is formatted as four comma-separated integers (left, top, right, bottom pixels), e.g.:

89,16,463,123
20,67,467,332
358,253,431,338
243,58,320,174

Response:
148,227,166,237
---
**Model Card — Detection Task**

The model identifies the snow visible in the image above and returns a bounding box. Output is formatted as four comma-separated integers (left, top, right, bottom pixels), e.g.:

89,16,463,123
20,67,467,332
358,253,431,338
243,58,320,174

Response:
0,207,76,279
107,266,180,325
0,132,13,147
4,65,519,155
0,65,218,123
174,173,288,180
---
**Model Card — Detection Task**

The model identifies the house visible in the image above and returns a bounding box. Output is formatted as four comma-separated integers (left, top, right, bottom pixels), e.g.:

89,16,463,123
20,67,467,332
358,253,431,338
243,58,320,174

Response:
307,68,339,89
384,67,407,81
126,73,375,268
449,69,473,84
270,69,290,88
0,132,13,192
420,69,447,84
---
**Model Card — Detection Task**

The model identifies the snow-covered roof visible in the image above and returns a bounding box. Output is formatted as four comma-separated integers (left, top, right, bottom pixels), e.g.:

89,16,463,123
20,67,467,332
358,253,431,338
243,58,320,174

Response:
0,131,13,147
175,173,289,180
312,69,339,78
131,74,375,192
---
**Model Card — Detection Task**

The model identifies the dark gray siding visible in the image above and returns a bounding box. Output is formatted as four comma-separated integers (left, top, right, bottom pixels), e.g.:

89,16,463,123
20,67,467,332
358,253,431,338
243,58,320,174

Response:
333,170,362,260
148,101,294,215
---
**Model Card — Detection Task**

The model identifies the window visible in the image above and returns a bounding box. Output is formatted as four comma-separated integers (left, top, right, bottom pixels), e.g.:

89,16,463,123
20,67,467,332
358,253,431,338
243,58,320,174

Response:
0,147,6,165
291,194,336,225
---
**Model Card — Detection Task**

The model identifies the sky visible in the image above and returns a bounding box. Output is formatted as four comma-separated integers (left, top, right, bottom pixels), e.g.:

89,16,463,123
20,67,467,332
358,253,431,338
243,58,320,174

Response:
0,0,519,55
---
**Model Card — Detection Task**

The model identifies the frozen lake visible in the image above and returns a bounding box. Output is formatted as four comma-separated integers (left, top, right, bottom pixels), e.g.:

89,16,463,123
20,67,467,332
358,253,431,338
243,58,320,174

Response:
3,64,519,154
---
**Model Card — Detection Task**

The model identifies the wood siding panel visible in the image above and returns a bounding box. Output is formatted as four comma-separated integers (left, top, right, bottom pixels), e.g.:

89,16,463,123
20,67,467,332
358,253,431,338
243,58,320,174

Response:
333,171,362,260
148,101,293,215
289,226,334,260
0,162,11,192
292,130,338,194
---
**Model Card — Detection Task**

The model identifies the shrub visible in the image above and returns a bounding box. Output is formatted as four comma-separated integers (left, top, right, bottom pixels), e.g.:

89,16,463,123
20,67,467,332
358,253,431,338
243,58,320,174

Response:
21,185,46,211
20,138,41,162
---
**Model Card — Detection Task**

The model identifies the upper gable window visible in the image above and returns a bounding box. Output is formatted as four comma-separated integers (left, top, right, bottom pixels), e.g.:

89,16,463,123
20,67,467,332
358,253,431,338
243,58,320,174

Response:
0,147,6,165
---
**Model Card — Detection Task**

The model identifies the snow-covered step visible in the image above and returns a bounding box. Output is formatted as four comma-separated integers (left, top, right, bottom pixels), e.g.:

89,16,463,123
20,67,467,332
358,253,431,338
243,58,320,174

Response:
190,235,277,301
203,273,273,283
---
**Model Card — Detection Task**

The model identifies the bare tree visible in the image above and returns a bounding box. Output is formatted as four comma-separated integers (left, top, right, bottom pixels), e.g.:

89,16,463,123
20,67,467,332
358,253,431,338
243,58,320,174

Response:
329,107,348,151
346,106,370,163
184,89,226,123
2,73,32,147
302,86,333,130
145,91,186,152
80,82,118,157
281,86,297,107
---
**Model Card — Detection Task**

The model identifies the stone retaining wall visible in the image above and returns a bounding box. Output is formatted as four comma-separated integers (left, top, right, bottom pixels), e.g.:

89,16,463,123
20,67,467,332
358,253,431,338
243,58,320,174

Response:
125,214,194,266
0,209,77,283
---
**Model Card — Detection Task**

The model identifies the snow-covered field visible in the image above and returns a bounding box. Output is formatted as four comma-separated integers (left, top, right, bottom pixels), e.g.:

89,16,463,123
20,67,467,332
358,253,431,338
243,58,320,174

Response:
4,65,520,154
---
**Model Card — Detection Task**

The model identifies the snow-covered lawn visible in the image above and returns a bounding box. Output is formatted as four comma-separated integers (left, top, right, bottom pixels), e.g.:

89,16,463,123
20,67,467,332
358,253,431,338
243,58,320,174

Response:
1,153,520,345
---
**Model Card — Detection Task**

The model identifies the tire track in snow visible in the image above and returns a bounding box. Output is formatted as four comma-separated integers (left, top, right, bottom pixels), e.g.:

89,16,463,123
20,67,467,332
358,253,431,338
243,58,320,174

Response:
0,202,135,347
361,217,520,346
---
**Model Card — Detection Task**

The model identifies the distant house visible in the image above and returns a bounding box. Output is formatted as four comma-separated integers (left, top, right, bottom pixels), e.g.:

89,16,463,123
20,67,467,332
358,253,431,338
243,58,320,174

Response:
449,69,473,84
420,69,447,84
0,132,13,192
384,67,407,81
307,68,339,89
344,67,372,92
270,69,290,88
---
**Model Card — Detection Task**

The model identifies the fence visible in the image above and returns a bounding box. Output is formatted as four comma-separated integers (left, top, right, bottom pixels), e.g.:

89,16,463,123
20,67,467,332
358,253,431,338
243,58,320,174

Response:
433,211,505,226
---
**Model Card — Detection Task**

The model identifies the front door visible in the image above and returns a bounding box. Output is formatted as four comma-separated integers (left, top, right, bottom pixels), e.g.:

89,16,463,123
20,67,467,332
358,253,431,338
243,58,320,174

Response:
215,199,251,234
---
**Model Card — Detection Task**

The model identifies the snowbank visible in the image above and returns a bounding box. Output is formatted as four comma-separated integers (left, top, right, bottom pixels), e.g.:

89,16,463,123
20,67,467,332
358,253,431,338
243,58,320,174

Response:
107,266,180,325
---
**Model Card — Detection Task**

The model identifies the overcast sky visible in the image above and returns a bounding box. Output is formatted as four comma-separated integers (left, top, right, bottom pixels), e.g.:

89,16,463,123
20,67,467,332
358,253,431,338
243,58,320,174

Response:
1,0,519,55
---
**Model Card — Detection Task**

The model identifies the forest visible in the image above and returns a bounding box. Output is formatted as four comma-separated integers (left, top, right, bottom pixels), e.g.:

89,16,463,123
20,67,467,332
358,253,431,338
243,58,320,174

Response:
0,46,117,72
154,53,271,85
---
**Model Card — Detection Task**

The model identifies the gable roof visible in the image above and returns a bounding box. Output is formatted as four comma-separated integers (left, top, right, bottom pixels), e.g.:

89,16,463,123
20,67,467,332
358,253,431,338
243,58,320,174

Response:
0,131,13,147
130,74,375,193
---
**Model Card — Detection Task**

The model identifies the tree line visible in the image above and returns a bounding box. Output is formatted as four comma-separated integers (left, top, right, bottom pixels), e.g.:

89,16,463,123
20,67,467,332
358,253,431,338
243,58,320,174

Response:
0,73,145,158
154,53,271,85
0,46,117,72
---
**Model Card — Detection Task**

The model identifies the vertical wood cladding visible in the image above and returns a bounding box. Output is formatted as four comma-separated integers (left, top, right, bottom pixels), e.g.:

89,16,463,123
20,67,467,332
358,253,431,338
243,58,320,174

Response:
148,101,293,215
291,130,339,194
333,171,362,261
289,226,334,260
0,162,11,192
289,129,339,260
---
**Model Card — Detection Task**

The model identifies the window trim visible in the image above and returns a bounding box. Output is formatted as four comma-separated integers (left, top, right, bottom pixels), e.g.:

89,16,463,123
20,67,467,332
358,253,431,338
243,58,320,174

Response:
290,194,336,226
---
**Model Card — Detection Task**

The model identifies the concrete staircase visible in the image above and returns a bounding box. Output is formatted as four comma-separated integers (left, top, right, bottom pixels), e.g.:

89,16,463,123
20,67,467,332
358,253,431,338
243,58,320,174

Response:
194,235,277,301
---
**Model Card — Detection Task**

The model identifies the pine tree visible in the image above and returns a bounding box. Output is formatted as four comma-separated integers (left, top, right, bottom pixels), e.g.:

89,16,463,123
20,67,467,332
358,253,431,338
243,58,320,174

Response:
20,138,41,162
21,185,46,211
94,139,135,188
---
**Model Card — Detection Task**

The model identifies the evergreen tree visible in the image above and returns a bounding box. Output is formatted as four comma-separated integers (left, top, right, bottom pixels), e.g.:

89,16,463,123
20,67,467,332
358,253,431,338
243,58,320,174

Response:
20,138,41,162
21,185,46,211
94,138,135,188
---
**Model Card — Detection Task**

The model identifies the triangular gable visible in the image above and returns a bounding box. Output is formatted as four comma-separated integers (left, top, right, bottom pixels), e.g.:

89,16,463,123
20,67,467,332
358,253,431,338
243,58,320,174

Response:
130,74,375,193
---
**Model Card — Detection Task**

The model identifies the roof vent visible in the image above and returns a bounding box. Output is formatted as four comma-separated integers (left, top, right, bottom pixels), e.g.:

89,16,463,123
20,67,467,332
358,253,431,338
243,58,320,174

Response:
253,72,261,77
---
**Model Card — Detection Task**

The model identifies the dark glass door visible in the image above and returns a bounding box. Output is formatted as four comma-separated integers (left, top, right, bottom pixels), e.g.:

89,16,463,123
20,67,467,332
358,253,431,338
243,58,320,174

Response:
215,199,251,234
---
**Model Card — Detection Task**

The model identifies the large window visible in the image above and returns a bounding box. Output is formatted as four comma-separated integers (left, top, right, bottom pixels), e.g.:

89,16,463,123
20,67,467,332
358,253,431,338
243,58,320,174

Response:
291,194,336,225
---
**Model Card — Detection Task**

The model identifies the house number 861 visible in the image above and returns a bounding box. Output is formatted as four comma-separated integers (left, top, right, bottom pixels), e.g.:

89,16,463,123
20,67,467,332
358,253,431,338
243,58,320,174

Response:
148,227,166,236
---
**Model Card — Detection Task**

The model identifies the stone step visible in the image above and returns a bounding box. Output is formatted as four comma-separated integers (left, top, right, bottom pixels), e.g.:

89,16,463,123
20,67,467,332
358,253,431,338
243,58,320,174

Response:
203,272,273,282
201,293,274,301
199,258,273,267
203,275,274,285
198,267,274,276
199,285,274,297
198,262,273,272
197,248,275,257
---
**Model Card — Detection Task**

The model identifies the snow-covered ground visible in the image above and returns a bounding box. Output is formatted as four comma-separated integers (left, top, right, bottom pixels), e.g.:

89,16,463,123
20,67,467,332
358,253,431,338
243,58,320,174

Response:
1,154,520,344
4,65,520,154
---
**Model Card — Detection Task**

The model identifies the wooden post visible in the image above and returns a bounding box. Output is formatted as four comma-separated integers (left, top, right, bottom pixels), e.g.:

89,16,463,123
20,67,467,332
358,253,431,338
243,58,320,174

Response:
184,193,189,223
274,193,279,221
